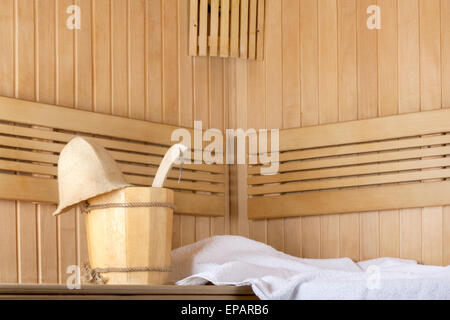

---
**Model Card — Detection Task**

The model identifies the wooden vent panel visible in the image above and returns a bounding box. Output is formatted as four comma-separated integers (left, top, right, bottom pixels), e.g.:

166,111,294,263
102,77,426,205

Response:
0,97,226,217
189,0,265,59
248,109,450,220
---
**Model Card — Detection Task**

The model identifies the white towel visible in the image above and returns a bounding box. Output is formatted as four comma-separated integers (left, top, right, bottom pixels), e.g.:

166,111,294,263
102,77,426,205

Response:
170,236,450,300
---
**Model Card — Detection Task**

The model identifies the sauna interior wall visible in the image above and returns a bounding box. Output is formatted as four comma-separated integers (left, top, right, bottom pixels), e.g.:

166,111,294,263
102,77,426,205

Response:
229,0,450,266
1,0,450,285
0,0,230,284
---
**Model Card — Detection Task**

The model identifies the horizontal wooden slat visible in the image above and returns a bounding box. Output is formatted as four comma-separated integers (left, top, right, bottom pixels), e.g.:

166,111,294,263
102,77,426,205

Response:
248,180,450,219
249,145,450,174
0,147,58,164
255,134,450,164
0,123,169,156
248,157,450,185
275,109,450,152
0,159,56,176
0,159,224,185
248,167,450,195
0,135,225,174
0,97,180,146
126,175,224,194
119,163,224,183
0,173,225,217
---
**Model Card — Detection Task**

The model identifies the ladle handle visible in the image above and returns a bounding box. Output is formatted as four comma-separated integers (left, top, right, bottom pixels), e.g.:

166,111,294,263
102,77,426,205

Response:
152,144,188,188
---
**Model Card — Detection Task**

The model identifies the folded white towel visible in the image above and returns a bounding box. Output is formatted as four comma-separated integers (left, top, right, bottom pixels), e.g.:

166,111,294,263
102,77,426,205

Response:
170,236,450,300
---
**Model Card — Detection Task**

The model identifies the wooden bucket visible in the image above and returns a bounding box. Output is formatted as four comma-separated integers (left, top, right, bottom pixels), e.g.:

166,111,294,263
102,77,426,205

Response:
85,187,174,285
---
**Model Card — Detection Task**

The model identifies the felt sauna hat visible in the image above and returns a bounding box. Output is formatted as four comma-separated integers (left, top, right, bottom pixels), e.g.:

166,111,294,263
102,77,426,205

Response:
53,137,131,216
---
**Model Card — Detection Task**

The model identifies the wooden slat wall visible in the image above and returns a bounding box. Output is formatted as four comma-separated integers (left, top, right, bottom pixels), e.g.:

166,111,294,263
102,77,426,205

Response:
229,0,450,265
0,0,230,284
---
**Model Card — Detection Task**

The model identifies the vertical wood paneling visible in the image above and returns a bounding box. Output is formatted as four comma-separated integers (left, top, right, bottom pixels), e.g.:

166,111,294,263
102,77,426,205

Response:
194,55,210,242
18,202,38,283
38,205,57,283
210,57,226,236
338,0,359,261
422,207,443,265
318,0,339,259
75,0,92,111
357,0,379,261
444,206,450,265
92,0,111,113
129,0,145,120
178,0,194,248
338,0,357,122
0,0,14,97
443,0,450,107
420,0,442,109
247,45,266,244
398,0,422,263
398,0,420,111
147,0,163,122
2,0,450,285
16,0,35,101
300,0,320,258
162,0,179,125
378,0,398,116
265,0,283,252
378,0,400,259
0,201,17,282
357,0,378,119
111,0,128,118
282,0,302,257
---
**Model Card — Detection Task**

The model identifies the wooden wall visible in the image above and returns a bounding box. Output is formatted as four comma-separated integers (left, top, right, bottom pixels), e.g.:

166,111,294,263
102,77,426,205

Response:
229,0,450,266
1,0,449,285
0,0,229,284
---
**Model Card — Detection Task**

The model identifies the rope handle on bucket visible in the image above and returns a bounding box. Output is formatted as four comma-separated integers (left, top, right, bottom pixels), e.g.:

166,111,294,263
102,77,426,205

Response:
81,264,172,285
81,201,177,213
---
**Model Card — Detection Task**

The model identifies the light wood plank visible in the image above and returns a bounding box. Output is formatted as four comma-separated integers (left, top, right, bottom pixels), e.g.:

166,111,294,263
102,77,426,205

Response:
220,0,231,57
38,204,57,283
248,180,450,220
379,210,400,258
147,0,163,121
75,0,93,111
189,0,199,56
443,0,450,107
264,0,283,250
198,0,208,56
111,0,128,117
357,0,377,119
419,0,442,110
0,201,17,282
92,0,111,113
422,207,443,265
256,0,265,60
378,0,398,116
248,0,258,60
0,0,14,97
230,0,241,57
240,0,249,58
209,0,220,56
249,157,450,185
